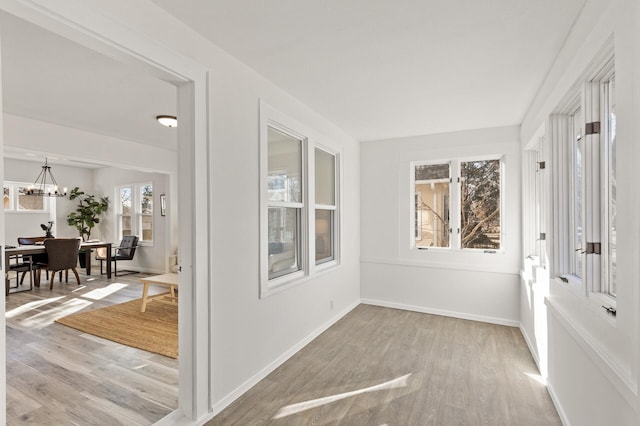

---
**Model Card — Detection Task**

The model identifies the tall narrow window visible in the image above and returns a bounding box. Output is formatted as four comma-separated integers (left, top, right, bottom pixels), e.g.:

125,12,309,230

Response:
604,75,617,297
118,183,153,243
315,148,337,264
460,159,501,249
119,186,133,238
571,107,584,278
414,163,450,248
140,184,153,242
267,127,304,280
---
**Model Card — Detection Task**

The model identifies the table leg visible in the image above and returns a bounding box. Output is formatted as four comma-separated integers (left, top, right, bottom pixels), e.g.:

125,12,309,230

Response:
81,249,93,275
106,245,112,278
4,251,9,296
141,282,150,312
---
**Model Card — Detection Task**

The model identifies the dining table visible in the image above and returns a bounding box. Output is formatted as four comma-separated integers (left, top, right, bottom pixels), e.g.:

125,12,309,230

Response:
4,241,113,296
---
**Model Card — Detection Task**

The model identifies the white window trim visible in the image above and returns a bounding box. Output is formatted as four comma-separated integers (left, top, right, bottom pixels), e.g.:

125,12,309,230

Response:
116,182,154,246
259,101,342,298
4,181,53,214
312,144,341,271
410,155,504,253
550,52,616,312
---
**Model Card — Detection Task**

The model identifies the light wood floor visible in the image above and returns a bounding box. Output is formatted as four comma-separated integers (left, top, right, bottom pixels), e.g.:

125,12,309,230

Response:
5,269,178,425
210,304,561,425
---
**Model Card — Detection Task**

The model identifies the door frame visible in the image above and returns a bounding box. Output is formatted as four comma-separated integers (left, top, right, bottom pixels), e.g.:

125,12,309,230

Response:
0,0,212,422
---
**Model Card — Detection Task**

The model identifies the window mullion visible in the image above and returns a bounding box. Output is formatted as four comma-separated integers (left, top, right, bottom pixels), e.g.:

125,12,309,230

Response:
450,160,461,250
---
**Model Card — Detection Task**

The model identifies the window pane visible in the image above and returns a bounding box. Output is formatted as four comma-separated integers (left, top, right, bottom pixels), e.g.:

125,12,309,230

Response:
573,115,584,277
268,207,301,279
120,187,132,215
315,149,335,205
17,186,44,211
121,215,132,237
4,186,10,209
415,164,450,248
142,215,153,241
141,184,153,214
460,160,500,249
608,79,617,296
268,127,302,203
140,184,153,242
315,209,334,264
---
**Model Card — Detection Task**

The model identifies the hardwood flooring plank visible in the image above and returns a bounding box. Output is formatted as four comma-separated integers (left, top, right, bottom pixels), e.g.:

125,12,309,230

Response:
5,271,178,425
208,304,561,425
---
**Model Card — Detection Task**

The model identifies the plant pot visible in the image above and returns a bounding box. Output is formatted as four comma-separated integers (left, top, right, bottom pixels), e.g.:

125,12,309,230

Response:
78,249,92,268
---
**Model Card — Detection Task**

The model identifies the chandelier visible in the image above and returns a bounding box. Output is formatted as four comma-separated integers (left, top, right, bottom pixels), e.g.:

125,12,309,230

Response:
25,158,67,197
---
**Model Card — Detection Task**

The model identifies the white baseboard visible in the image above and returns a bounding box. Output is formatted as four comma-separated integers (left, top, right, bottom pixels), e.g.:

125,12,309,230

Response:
546,382,570,426
209,300,360,418
519,324,541,373
360,298,520,327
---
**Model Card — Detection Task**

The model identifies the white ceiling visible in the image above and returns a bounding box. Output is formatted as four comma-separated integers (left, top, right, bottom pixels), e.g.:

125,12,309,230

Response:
0,11,177,160
0,1,588,151
152,0,587,141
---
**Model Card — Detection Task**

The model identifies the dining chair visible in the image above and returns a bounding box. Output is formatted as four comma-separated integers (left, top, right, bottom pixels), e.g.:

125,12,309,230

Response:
39,238,82,290
17,236,50,282
95,235,139,276
7,249,33,292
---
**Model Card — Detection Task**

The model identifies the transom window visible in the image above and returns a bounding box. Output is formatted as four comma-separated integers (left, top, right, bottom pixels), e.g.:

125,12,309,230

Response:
3,181,51,212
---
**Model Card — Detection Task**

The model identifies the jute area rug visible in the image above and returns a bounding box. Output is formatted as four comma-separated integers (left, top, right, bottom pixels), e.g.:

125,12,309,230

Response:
55,298,178,358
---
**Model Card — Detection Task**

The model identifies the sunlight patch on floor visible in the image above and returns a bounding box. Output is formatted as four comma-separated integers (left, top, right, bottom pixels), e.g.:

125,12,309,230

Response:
81,283,128,300
5,296,66,318
525,372,546,386
19,298,93,329
273,373,411,419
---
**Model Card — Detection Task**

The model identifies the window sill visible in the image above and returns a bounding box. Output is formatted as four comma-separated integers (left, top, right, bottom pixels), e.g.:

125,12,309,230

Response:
361,256,518,275
552,276,616,326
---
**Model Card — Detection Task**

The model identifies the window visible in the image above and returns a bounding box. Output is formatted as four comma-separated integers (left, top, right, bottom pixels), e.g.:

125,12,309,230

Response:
315,148,337,264
117,183,153,243
414,163,450,248
570,106,584,278
551,58,616,300
412,158,502,251
3,181,50,213
260,102,341,296
267,127,304,280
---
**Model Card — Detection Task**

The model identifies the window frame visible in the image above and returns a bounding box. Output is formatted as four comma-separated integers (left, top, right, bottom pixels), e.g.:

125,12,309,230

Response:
3,181,52,214
552,55,616,307
260,101,342,298
410,155,504,253
116,182,154,246
313,145,340,268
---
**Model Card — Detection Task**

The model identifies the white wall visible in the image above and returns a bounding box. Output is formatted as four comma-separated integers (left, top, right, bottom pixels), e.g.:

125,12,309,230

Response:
93,167,170,274
56,0,363,414
361,125,522,325
519,0,640,423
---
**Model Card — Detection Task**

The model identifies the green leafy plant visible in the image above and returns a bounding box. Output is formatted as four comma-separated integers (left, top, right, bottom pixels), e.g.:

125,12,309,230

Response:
66,187,110,241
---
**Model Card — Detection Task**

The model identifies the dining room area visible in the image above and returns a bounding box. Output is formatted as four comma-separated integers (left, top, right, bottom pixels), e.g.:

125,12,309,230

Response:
2,156,181,424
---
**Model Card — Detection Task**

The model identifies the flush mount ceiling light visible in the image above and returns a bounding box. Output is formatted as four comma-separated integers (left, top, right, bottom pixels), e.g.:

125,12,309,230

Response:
156,115,178,128
25,157,67,197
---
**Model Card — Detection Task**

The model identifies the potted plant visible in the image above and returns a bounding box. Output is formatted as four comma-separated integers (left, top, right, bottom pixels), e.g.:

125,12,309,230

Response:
66,187,109,267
